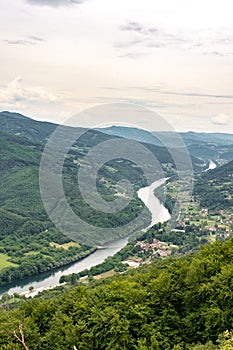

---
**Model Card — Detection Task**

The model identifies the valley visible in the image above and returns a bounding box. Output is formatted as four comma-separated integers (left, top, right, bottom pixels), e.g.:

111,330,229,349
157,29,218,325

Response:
0,112,233,350
0,111,196,287
0,112,232,290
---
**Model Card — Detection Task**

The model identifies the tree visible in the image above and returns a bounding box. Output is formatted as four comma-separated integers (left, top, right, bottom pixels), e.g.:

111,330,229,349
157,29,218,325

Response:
29,285,34,292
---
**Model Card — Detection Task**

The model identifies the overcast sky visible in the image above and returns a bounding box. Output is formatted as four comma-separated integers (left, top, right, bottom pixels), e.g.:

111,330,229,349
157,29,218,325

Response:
0,0,233,132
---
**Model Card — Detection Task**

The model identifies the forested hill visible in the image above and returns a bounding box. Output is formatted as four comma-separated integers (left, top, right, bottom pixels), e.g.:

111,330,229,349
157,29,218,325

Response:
0,111,204,171
194,160,233,212
0,111,118,146
2,237,233,349
203,159,233,181
0,111,57,142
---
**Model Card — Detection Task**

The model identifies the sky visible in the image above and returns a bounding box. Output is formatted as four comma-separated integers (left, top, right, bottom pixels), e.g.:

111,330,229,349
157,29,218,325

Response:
0,0,233,132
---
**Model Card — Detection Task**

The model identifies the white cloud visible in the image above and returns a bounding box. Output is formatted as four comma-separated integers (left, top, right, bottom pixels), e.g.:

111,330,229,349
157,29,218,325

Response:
117,21,233,57
0,77,58,107
211,113,230,125
26,0,85,7
4,36,45,46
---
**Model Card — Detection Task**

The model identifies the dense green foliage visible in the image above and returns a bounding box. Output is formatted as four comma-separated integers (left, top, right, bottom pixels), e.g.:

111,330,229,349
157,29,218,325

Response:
2,238,233,348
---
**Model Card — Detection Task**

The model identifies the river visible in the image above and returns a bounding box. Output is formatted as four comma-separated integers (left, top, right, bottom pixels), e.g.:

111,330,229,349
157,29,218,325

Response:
0,178,170,297
138,178,171,229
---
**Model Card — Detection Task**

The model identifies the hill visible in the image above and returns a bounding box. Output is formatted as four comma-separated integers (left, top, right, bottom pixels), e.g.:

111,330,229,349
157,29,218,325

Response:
0,111,57,143
1,111,204,171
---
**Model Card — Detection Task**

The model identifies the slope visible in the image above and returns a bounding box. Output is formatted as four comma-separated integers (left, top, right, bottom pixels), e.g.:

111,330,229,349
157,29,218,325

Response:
194,160,233,213
1,236,233,349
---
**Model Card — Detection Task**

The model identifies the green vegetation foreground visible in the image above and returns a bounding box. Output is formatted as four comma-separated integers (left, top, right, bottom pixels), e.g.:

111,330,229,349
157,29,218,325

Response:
1,237,233,349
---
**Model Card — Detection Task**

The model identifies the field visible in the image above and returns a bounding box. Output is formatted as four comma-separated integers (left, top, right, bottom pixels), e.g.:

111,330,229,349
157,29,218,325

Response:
0,253,17,271
50,242,81,250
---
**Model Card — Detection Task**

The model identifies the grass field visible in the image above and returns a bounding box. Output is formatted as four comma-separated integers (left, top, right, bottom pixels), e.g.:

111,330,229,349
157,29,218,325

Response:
0,253,18,271
50,242,81,250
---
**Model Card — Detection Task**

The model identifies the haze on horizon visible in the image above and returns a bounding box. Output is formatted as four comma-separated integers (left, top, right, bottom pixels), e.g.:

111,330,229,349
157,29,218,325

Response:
0,0,233,133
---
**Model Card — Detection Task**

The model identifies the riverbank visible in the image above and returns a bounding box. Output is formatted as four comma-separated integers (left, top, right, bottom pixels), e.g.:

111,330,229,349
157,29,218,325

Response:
0,236,129,297
19,282,67,298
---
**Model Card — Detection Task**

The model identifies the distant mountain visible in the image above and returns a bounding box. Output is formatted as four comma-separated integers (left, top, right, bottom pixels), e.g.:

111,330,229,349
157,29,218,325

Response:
0,111,203,172
98,125,233,163
178,132,233,162
180,131,233,146
98,126,233,147
96,125,163,147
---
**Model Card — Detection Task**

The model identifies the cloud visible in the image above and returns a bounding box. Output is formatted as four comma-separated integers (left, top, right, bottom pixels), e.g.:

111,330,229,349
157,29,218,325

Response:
4,40,36,46
203,51,225,57
116,21,190,55
160,91,233,99
26,0,85,7
211,113,230,125
113,39,142,48
4,36,45,46
0,77,57,108
120,21,158,35
28,36,45,42
126,86,233,100
117,52,148,59
117,21,233,57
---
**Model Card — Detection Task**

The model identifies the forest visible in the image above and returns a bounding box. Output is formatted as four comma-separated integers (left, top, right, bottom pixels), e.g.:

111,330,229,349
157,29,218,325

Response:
1,237,233,349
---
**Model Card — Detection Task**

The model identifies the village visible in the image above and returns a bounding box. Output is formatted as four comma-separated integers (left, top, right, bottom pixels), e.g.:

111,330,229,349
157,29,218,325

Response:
121,238,175,268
